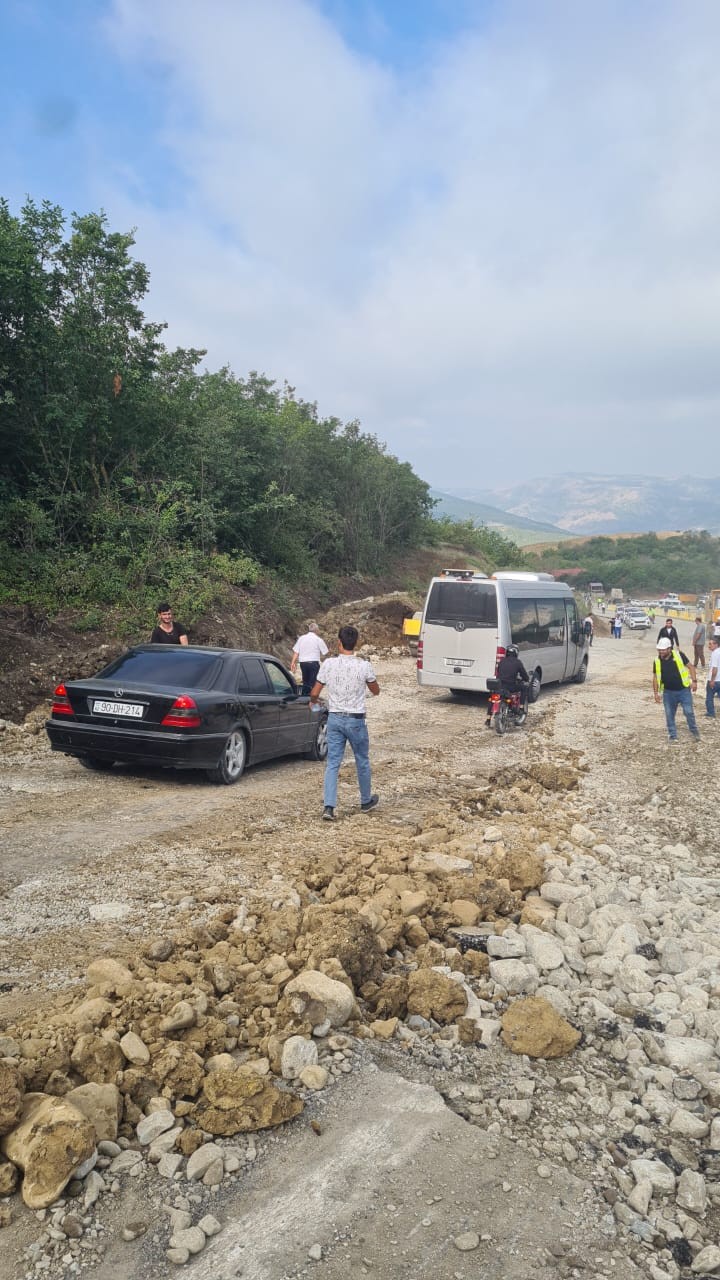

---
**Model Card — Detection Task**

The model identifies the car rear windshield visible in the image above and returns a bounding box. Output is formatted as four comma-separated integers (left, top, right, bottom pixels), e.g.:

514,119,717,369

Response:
100,650,222,687
425,582,498,627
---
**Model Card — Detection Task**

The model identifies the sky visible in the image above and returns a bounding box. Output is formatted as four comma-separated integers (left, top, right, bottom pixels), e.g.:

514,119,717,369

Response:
3,0,720,490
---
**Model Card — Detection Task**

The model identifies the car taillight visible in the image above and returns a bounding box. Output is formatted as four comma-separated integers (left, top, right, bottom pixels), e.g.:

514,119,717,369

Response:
161,695,201,728
416,639,423,670
51,683,74,716
494,645,506,675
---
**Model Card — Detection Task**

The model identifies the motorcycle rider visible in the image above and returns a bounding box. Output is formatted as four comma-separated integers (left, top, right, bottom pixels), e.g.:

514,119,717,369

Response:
486,645,530,726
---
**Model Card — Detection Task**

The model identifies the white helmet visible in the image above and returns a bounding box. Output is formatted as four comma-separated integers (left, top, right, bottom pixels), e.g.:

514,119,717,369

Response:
657,637,672,651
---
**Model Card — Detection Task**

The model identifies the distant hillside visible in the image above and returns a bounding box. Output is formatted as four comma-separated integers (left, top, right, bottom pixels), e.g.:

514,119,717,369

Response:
430,490,574,548
449,474,720,536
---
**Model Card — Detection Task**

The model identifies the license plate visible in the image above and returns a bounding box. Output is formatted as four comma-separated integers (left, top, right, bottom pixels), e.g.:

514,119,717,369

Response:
93,700,144,718
444,657,473,667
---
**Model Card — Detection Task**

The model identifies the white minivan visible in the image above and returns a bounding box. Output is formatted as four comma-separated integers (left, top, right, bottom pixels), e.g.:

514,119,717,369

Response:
416,570,589,700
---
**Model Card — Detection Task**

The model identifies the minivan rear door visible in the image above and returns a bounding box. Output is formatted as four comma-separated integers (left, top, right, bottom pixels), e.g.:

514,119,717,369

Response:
421,581,498,679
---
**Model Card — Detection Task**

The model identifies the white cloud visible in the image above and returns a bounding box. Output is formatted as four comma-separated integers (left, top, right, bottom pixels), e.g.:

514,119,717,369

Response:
101,0,720,485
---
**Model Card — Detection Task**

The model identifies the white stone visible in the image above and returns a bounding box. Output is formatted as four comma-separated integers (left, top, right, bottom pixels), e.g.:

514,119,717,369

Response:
627,1180,652,1216
486,934,526,959
709,1115,720,1149
488,959,539,995
88,901,131,921
677,1169,707,1215
570,823,596,847
119,1032,150,1066
669,1108,709,1139
523,934,565,971
136,1110,175,1145
198,1215,222,1237
186,1143,224,1182
158,1153,183,1178
170,1227,206,1255
109,1150,143,1174
692,1244,720,1273
629,1159,676,1196
281,1035,318,1080
540,883,581,906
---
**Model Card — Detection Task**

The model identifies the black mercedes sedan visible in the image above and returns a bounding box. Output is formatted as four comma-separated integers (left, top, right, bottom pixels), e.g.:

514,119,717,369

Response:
45,645,328,784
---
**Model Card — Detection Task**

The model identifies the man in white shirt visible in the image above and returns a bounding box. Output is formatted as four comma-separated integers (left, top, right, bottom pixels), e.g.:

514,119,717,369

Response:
310,625,380,821
290,621,329,696
706,638,720,719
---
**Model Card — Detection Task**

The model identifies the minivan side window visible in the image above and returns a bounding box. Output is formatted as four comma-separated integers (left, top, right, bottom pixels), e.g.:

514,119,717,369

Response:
508,599,538,650
425,582,498,627
536,598,565,647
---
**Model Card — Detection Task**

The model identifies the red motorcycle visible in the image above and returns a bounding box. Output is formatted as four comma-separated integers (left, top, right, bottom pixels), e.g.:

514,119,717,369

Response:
487,677,528,735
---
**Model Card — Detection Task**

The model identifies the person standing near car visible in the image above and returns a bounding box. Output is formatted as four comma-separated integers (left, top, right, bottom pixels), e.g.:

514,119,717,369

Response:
612,611,623,639
653,637,699,743
309,625,380,821
583,614,594,646
657,618,679,649
290,621,329,696
151,603,188,645
691,616,707,669
705,638,720,719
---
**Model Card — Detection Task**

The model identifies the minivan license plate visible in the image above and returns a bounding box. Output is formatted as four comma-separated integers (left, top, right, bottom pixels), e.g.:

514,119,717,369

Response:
93,700,144,718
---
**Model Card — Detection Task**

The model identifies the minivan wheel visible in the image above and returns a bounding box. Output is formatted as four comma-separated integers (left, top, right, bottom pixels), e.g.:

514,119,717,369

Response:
208,730,247,785
574,659,588,684
527,671,541,703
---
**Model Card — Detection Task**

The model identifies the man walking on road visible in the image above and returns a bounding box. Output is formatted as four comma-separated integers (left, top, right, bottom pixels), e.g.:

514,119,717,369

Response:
310,625,380,821
290,621,329,696
657,618,680,648
691,616,707,669
705,638,720,719
653,637,699,743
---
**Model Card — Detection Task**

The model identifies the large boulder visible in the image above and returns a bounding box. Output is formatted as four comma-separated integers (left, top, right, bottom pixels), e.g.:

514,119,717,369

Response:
501,997,581,1058
70,1034,124,1085
193,1070,303,1135
65,1083,121,1142
406,971,468,1024
295,907,383,986
284,970,356,1028
1,1094,95,1209
152,1043,205,1100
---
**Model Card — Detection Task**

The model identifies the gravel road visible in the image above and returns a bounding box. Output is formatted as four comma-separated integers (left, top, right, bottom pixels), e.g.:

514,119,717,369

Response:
1,620,719,1280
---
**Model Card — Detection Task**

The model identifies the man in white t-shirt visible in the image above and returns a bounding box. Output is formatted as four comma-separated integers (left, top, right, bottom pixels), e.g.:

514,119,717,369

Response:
310,625,380,821
290,621,329,696
705,638,720,719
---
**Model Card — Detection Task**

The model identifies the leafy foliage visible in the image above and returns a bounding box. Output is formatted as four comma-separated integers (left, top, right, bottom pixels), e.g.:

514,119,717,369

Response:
525,531,720,594
424,515,525,568
0,199,441,629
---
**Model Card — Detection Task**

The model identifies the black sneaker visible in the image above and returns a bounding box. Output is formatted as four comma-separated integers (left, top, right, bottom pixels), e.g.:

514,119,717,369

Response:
322,806,335,821
360,794,379,813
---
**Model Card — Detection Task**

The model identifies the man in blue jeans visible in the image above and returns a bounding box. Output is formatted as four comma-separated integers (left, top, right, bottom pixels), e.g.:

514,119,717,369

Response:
309,625,380,820
652,637,699,743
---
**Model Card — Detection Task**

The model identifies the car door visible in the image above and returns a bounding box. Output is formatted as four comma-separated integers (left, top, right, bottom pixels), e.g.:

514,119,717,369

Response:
262,660,311,755
236,658,279,760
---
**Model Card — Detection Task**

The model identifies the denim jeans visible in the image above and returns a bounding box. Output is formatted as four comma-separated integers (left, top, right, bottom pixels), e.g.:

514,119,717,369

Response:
705,682,720,717
323,713,372,807
663,687,699,739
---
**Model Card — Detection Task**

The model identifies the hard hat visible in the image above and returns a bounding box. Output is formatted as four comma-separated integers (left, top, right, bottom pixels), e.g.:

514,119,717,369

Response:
656,637,672,650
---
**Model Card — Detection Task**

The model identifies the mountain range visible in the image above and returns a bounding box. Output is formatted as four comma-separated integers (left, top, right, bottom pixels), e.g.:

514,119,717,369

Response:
442,474,720,537
429,490,572,547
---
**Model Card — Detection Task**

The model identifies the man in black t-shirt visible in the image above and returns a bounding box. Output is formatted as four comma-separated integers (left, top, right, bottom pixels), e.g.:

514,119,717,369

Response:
151,603,188,645
657,618,679,648
652,637,698,742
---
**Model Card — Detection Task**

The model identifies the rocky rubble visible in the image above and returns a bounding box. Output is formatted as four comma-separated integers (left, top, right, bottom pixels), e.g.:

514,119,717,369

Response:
3,684,720,1278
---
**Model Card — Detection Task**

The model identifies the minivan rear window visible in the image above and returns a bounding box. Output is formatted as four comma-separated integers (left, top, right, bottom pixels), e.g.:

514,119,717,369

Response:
425,582,498,627
100,650,221,687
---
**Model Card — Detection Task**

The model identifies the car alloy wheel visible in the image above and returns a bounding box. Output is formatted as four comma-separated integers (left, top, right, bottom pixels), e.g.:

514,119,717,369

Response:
208,729,247,785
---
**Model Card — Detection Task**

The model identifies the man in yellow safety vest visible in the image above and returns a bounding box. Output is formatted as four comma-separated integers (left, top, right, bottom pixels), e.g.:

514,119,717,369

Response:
652,637,699,744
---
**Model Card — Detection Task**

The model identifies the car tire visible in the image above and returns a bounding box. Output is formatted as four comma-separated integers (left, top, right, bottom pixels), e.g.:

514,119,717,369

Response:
207,729,247,785
307,716,328,761
574,659,588,684
527,671,541,703
78,755,115,772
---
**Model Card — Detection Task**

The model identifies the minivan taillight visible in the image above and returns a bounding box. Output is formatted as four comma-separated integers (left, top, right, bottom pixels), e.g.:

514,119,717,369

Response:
416,639,423,670
161,696,201,728
51,683,74,716
494,645,506,674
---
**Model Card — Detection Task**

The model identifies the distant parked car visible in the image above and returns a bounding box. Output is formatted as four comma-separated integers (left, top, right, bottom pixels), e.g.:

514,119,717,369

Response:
46,645,328,784
624,609,652,630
